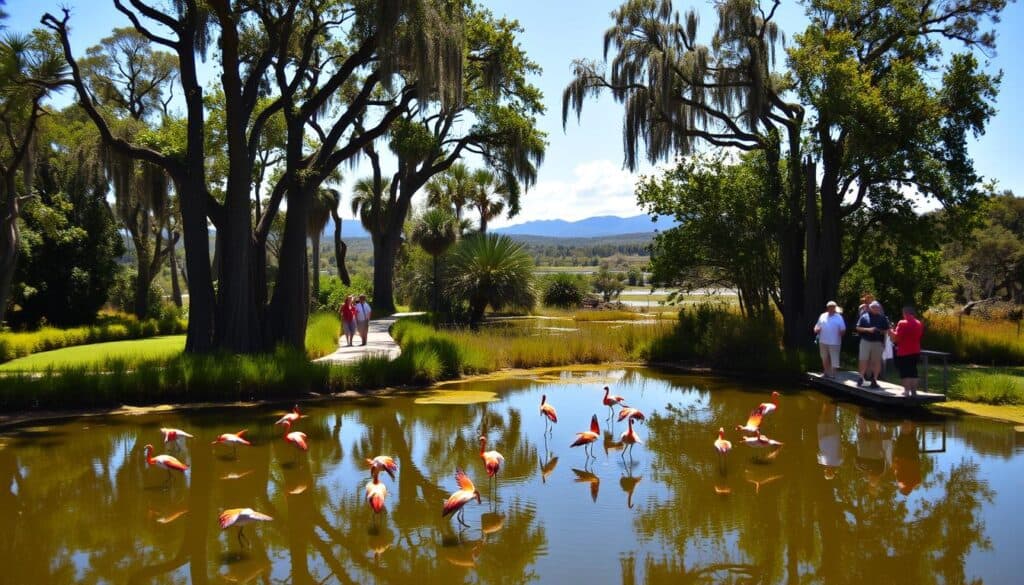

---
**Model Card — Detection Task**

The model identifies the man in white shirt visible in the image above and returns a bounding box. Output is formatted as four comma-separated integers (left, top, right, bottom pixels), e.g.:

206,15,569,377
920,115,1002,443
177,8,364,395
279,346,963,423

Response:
813,300,846,378
354,294,372,346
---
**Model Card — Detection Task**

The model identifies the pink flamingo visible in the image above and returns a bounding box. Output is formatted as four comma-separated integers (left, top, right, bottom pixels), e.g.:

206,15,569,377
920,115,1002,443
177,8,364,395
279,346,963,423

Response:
275,405,302,426
570,414,601,459
366,455,398,480
540,394,558,432
143,444,188,485
212,429,251,458
619,417,642,457
282,420,308,452
442,469,481,527
219,508,272,546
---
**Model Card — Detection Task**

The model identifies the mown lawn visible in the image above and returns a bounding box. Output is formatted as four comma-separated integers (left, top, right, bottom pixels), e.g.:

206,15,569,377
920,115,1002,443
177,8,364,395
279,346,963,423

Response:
0,335,186,372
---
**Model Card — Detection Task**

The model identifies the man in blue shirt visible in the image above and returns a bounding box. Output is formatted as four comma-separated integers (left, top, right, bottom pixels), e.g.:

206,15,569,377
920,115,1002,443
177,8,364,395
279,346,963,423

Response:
856,301,890,388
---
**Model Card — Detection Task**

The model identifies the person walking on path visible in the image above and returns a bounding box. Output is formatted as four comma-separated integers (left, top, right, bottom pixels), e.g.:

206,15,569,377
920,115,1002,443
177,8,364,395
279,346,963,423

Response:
814,301,846,378
355,294,373,346
890,305,925,396
339,295,357,347
856,301,890,388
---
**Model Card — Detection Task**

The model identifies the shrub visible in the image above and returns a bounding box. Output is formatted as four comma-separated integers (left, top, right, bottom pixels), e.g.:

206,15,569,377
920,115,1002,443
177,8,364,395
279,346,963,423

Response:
948,369,1024,405
316,275,374,313
305,312,341,359
541,273,587,308
0,312,185,363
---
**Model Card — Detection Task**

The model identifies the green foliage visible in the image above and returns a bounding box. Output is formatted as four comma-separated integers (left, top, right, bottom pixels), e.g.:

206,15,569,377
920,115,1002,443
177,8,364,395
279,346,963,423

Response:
540,272,588,308
941,191,1024,303
645,304,806,378
637,152,776,317
108,269,166,319
315,274,374,313
591,267,625,302
304,312,341,359
446,233,536,323
949,369,1024,405
0,312,186,363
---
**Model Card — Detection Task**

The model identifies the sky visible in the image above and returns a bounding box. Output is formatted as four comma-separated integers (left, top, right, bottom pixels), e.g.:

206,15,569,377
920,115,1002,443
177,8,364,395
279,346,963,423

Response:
7,0,1024,228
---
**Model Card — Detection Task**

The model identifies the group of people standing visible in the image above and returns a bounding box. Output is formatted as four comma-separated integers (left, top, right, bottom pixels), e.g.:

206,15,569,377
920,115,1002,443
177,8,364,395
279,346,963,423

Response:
338,294,373,347
813,293,925,397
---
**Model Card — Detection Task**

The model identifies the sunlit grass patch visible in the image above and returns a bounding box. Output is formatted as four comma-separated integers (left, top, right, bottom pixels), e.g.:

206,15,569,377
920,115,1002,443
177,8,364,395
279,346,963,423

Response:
924,313,1024,366
0,336,186,372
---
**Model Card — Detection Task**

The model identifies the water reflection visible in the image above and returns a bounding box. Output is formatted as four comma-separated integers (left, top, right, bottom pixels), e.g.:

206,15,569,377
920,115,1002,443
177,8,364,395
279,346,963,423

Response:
0,368,1019,584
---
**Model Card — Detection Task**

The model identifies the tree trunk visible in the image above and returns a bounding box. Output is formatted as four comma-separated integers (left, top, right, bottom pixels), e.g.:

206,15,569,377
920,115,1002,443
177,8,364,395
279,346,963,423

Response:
134,256,152,319
370,231,400,315
310,233,321,310
332,212,350,286
479,212,488,235
803,157,822,321
169,239,182,308
0,198,19,327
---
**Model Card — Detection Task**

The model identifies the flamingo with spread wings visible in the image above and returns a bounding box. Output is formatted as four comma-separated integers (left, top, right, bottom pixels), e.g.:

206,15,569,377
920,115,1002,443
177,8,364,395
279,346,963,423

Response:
442,469,481,527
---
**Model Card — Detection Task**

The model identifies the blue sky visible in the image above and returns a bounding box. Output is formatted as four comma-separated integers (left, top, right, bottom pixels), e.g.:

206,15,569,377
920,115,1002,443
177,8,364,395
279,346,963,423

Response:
7,0,1023,227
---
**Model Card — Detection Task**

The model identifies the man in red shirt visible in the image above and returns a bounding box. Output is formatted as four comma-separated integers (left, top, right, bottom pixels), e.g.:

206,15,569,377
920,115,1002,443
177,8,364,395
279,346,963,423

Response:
890,305,924,396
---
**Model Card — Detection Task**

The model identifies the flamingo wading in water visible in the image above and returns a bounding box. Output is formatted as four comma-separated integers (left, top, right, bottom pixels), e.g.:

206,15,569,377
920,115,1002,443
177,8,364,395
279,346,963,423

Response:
742,430,784,450
282,420,308,453
619,417,642,458
540,394,558,433
366,455,398,481
219,508,272,546
212,430,252,458
143,444,188,485
442,469,482,527
714,427,732,472
571,414,601,459
617,407,646,423
479,436,505,493
365,468,388,523
160,428,194,451
602,386,627,418
275,405,302,426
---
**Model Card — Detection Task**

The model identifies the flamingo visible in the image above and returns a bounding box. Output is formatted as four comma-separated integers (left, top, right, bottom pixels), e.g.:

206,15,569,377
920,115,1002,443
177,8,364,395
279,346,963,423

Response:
160,427,194,450
602,386,627,417
442,469,481,527
736,392,781,434
143,444,189,485
741,430,784,449
540,394,558,432
619,417,642,457
282,420,308,452
366,455,398,481
714,428,732,456
479,436,505,486
275,405,302,426
714,427,732,473
617,407,646,423
570,414,601,459
365,468,388,521
212,430,251,458
218,508,272,546
758,391,781,416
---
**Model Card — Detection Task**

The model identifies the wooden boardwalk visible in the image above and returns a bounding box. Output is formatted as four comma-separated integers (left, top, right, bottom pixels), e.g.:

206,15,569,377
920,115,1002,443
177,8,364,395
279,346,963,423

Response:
807,370,946,406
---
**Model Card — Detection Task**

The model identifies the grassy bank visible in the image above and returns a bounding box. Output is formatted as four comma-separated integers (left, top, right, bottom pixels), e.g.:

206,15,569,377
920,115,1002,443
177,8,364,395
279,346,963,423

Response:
0,336,186,372
0,311,187,363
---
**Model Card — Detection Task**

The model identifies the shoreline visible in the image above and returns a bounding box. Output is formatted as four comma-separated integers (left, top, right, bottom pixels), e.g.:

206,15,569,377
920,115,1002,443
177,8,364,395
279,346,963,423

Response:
3,360,1022,430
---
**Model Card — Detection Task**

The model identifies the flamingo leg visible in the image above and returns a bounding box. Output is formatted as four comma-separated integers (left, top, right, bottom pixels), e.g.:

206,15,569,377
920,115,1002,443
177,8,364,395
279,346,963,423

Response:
457,507,470,528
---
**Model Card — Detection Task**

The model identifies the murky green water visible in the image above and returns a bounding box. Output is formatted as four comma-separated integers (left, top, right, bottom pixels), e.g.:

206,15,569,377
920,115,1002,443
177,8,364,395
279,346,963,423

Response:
1,367,1021,584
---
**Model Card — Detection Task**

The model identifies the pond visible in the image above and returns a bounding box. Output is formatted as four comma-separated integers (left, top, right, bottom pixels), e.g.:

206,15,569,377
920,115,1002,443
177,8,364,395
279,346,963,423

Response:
0,367,1020,584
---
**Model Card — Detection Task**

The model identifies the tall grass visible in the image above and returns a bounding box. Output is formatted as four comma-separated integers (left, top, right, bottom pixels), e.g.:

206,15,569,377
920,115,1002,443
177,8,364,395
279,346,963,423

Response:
948,369,1024,405
924,313,1024,366
305,312,342,359
644,304,807,379
0,312,186,363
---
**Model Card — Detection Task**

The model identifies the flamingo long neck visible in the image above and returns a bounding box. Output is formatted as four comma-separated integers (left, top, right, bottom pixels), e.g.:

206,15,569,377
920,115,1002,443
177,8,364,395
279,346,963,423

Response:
541,395,546,406
283,422,292,438
480,438,487,456
144,446,155,464
603,388,610,399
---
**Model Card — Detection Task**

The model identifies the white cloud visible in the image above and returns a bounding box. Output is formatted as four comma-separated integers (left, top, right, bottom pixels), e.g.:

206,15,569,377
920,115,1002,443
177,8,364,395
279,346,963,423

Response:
490,159,648,228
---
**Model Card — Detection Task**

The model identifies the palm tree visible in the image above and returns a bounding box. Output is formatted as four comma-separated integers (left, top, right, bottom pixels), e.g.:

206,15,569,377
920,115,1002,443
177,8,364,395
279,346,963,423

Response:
469,169,511,234
350,176,393,233
411,208,458,313
307,188,334,306
425,162,473,231
446,233,536,326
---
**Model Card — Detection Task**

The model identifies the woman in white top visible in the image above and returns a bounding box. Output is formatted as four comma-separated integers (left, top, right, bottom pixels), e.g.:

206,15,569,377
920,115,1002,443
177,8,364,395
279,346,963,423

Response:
813,301,846,378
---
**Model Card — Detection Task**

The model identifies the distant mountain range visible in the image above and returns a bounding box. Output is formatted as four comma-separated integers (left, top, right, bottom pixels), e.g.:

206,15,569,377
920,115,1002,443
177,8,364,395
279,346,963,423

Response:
326,213,676,240
494,214,676,238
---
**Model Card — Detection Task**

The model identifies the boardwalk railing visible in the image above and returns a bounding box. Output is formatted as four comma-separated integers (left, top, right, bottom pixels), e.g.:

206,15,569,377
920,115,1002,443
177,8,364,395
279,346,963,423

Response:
919,349,952,395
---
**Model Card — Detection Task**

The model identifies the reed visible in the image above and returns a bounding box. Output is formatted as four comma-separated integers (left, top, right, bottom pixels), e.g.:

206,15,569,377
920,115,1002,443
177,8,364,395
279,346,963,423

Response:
923,313,1024,366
